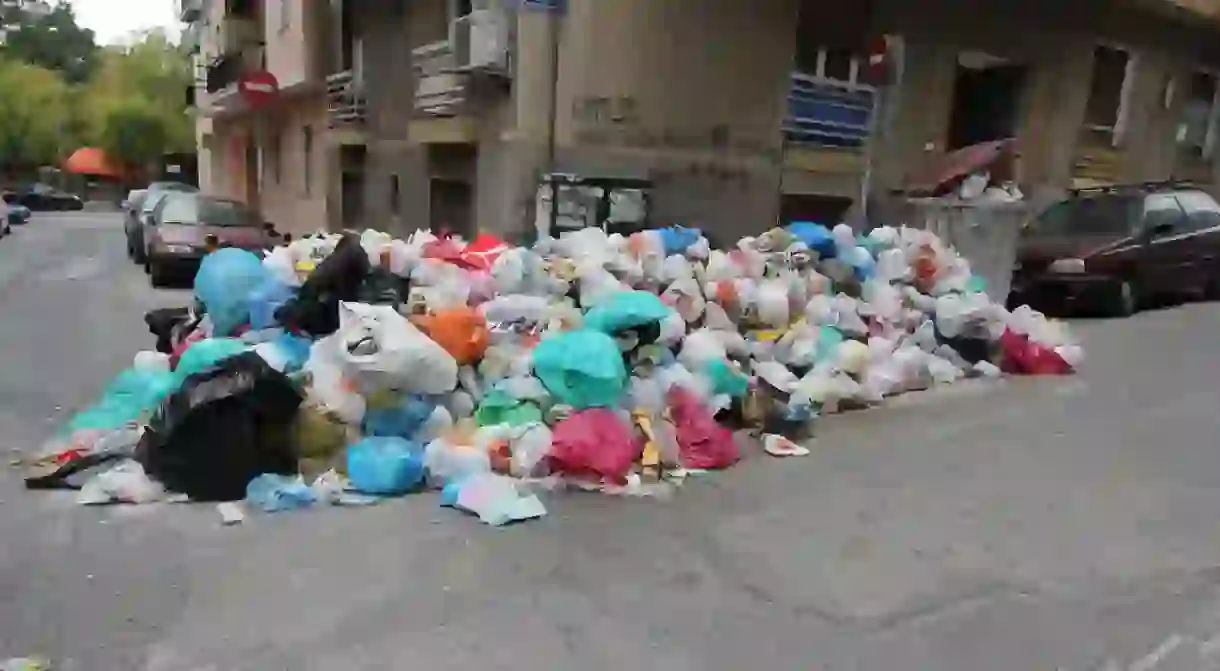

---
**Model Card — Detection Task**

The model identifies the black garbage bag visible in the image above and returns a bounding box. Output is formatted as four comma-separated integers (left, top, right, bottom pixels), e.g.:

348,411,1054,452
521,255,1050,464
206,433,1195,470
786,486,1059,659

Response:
145,306,201,355
357,267,407,307
274,232,371,337
136,352,303,501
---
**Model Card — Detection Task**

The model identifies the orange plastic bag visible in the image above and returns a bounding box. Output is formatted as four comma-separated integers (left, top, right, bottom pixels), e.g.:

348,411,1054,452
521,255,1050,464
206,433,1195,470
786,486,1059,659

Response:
414,308,490,365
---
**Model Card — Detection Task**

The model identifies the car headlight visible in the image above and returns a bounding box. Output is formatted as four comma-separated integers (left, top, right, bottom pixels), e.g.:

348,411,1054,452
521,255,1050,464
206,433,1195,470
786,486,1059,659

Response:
1048,258,1087,274
162,244,193,254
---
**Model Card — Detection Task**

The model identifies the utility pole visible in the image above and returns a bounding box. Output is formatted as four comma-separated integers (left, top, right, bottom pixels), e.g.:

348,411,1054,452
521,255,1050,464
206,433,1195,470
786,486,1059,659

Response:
544,0,562,238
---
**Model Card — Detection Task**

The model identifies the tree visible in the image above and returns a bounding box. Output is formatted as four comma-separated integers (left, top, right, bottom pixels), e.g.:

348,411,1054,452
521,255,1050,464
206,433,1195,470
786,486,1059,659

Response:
99,102,168,170
0,57,71,172
83,30,194,158
3,1,97,84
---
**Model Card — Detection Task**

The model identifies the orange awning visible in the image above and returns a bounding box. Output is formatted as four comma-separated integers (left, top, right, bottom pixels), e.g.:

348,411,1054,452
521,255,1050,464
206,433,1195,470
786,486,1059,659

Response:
63,147,128,179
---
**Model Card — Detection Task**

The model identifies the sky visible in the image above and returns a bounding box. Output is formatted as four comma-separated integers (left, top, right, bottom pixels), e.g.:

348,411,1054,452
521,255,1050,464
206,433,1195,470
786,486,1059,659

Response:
66,0,180,46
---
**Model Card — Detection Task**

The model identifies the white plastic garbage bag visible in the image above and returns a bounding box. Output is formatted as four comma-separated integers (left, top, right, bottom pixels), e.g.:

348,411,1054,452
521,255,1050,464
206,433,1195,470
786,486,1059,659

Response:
332,301,458,395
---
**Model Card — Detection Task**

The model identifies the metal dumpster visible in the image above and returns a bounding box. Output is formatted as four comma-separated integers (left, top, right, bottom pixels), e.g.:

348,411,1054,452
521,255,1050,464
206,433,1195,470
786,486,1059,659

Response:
898,198,1030,304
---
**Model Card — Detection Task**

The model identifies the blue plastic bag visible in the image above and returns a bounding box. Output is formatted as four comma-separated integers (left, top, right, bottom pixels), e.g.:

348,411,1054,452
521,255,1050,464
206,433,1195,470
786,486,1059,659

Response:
65,368,176,433
173,338,247,385
245,474,317,512
347,437,426,496
787,222,837,259
363,395,436,439
532,330,627,408
583,291,672,334
194,248,270,336
658,226,702,255
248,279,296,331
844,246,876,281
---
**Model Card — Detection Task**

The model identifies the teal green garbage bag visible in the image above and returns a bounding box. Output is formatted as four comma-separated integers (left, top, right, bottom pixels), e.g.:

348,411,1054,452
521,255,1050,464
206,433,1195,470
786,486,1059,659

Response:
194,248,270,336
815,326,844,363
583,291,671,334
531,330,627,408
966,275,987,294
173,338,248,386
65,368,176,433
703,360,749,398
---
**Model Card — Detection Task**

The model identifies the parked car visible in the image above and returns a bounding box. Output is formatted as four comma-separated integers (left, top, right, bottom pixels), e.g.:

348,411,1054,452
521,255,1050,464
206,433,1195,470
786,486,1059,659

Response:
144,192,279,286
1010,181,1220,317
124,181,197,263
0,198,9,237
7,203,29,226
3,183,84,211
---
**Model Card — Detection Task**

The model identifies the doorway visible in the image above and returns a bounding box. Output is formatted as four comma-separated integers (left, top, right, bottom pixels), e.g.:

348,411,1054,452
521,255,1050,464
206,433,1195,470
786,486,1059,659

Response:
947,53,1028,150
429,178,473,237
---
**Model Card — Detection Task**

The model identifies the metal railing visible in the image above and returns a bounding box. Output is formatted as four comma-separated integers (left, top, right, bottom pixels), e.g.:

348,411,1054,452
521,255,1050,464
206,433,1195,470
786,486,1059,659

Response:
326,69,366,128
412,41,465,117
783,71,875,149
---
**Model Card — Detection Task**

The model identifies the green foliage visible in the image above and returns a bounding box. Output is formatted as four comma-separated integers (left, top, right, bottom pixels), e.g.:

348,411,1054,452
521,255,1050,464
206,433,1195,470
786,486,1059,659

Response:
99,103,169,168
0,14,193,174
0,58,72,168
3,2,98,84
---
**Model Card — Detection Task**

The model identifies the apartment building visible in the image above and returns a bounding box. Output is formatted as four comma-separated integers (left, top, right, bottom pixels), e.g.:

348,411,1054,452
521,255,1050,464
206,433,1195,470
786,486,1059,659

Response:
181,0,1220,242
180,0,333,234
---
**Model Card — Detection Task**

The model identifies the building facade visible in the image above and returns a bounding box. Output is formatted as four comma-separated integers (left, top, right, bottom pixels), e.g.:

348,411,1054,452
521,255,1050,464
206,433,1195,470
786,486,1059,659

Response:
180,0,1220,241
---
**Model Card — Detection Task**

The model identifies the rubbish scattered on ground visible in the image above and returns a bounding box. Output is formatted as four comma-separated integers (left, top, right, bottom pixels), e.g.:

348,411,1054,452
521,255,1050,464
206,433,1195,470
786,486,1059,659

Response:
22,218,1082,528
217,502,245,525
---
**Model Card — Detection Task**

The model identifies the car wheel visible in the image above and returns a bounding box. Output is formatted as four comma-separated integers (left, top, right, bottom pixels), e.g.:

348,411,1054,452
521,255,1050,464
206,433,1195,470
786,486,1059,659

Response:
149,261,168,287
1105,279,1138,318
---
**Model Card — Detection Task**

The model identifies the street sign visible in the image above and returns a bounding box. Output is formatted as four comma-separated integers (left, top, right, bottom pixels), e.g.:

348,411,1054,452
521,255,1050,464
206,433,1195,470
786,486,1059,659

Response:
238,71,279,109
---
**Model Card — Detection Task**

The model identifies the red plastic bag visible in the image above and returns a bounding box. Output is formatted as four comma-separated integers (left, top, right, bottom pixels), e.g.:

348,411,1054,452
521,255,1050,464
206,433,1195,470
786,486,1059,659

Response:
549,408,642,484
666,387,740,469
999,328,1073,376
459,233,509,271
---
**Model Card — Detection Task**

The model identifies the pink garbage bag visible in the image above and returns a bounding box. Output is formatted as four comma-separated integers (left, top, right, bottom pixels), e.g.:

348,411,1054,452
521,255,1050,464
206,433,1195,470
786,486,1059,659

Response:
549,408,642,484
666,386,740,469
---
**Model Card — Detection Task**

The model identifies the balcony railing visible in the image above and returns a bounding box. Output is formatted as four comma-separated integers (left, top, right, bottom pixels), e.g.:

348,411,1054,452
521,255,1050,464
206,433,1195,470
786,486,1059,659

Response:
411,8,511,118
783,72,875,149
327,70,367,129
413,41,467,117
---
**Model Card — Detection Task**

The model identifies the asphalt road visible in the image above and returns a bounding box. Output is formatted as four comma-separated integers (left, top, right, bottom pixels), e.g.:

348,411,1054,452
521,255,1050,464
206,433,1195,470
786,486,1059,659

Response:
4,213,1220,670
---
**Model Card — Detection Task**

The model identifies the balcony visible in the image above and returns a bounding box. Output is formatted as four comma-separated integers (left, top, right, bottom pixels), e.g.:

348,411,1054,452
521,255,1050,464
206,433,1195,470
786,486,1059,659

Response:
412,8,511,118
178,0,202,23
783,72,875,150
203,46,266,111
326,70,367,130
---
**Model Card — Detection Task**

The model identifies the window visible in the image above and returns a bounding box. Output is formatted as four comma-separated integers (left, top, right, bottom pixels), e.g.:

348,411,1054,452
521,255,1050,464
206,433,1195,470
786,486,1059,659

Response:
1174,190,1220,232
390,174,400,215
157,194,200,224
1142,194,1186,235
302,125,313,196
267,130,282,185
1031,195,1140,236
278,0,289,34
1178,71,1219,158
795,44,862,85
1084,45,1136,145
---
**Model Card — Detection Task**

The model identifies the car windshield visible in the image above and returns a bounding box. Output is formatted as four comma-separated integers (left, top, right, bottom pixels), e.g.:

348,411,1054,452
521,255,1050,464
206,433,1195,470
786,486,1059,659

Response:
1029,195,1138,236
148,182,197,194
159,195,260,227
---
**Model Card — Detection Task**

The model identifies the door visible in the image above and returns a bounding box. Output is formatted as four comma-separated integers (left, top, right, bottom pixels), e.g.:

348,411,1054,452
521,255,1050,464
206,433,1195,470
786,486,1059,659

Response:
429,178,473,237
1168,190,1220,291
947,65,1027,150
1139,193,1190,295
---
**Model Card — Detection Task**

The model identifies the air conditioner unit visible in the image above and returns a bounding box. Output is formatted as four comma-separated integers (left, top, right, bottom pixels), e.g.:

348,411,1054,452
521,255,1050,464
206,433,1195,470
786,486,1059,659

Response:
178,0,203,23
452,9,508,72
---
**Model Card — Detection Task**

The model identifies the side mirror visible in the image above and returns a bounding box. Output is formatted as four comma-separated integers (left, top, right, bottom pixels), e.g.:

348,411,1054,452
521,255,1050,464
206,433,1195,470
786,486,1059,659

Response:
120,200,130,211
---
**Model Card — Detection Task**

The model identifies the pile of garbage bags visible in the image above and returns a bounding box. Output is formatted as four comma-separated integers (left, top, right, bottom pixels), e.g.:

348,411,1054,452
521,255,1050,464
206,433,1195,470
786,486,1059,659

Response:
20,222,1082,526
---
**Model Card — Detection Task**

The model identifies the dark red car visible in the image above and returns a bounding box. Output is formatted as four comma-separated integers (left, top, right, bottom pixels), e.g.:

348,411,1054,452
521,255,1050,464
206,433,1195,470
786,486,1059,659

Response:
144,193,280,287
1010,182,1220,316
